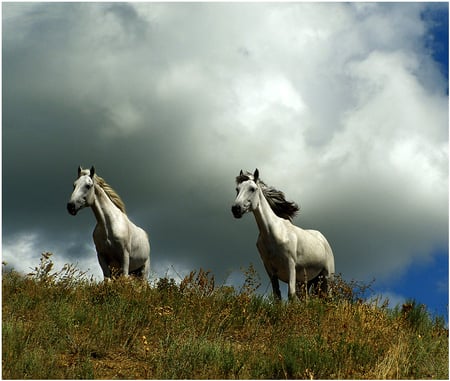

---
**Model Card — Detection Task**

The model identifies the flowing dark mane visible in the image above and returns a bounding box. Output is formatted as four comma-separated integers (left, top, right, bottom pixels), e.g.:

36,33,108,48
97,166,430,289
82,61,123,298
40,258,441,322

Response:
236,171,300,221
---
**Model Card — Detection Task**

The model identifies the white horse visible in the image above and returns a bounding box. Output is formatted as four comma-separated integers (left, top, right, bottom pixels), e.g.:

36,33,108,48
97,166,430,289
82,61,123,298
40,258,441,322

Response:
67,166,150,280
231,169,334,300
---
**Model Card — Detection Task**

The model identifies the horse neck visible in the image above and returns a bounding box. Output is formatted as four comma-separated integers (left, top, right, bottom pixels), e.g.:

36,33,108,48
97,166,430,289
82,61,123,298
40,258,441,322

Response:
91,184,123,228
253,187,281,237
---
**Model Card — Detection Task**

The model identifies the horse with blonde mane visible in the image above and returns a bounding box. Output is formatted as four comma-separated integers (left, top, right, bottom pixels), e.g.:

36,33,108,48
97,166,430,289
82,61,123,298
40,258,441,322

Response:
67,166,150,280
232,169,334,300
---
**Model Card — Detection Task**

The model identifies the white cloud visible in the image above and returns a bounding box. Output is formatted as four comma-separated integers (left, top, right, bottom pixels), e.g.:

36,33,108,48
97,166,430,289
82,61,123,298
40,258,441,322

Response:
371,291,407,310
150,259,192,283
2,232,103,280
232,72,306,130
2,232,199,284
2,232,39,273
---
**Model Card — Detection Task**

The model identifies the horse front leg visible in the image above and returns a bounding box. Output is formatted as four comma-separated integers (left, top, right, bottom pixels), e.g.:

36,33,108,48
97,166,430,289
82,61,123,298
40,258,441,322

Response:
258,239,281,300
270,275,282,300
97,252,111,280
288,259,298,301
121,248,130,277
261,259,281,300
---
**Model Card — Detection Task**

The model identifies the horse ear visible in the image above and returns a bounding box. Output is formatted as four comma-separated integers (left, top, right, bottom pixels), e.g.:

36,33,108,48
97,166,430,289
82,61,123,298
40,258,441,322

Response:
239,170,243,176
78,166,82,177
90,166,95,179
254,168,259,181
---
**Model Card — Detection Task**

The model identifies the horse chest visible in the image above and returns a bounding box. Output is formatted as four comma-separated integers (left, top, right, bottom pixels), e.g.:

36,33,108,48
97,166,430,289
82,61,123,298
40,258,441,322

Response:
263,248,289,271
257,234,292,263
93,223,127,252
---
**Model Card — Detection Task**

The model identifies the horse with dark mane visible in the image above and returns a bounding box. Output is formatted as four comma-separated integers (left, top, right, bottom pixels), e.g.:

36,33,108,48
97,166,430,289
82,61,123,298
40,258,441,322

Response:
232,169,334,300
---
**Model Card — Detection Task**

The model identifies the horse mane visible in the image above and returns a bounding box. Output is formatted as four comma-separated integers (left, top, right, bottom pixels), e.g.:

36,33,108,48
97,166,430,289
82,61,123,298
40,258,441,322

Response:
94,175,127,213
78,168,127,213
236,171,300,221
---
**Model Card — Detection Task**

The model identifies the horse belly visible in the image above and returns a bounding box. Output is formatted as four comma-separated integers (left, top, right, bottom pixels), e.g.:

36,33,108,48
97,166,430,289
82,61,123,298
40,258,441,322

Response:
295,264,324,283
271,261,323,284
128,254,148,272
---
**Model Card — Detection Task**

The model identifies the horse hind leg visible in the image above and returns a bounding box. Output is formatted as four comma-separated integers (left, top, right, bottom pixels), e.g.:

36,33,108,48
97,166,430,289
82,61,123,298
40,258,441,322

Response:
142,257,150,280
310,271,330,298
136,258,150,281
295,281,309,300
130,258,150,281
130,265,146,279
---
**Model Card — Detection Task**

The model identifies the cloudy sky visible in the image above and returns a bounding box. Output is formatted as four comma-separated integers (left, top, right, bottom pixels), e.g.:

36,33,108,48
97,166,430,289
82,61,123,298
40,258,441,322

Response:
2,3,448,316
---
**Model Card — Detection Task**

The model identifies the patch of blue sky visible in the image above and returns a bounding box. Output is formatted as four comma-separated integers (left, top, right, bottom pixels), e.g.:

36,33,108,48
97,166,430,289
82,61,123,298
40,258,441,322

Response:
422,3,449,88
375,248,448,322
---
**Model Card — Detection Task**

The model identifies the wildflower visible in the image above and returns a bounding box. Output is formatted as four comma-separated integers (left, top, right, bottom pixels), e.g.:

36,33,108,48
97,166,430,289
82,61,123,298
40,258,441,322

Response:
155,306,173,317
142,335,150,352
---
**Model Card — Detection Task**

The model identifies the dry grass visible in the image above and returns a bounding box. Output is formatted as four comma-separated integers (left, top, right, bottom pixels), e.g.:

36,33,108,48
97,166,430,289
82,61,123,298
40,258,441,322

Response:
2,253,448,379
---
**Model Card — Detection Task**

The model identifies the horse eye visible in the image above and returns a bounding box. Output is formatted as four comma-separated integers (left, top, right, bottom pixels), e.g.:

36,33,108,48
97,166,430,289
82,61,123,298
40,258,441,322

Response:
85,184,92,189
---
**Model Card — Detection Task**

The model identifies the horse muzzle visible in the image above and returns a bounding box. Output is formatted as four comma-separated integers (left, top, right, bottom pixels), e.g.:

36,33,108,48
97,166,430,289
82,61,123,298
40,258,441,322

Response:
231,204,243,218
67,202,78,216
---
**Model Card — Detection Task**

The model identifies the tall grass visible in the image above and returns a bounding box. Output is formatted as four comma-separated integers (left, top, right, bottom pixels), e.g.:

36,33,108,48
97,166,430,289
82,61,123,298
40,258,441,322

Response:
2,253,448,379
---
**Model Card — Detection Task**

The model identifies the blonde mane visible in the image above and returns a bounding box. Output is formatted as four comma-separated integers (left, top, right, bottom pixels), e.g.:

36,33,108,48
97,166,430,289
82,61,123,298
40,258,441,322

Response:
94,174,127,213
69,166,150,280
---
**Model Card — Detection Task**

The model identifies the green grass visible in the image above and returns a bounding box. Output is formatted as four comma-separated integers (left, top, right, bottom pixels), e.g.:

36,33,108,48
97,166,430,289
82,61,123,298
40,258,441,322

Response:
2,253,448,379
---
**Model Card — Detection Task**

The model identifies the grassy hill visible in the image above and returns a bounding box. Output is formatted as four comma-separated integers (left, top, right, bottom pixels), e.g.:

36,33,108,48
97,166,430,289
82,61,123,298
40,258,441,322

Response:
2,253,448,379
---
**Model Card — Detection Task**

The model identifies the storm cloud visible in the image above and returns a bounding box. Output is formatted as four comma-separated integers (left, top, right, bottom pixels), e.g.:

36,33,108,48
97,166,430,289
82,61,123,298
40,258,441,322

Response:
3,3,448,291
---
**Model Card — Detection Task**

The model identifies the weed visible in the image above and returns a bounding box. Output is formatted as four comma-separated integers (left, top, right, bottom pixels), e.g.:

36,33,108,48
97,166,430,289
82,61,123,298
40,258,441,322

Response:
2,253,448,379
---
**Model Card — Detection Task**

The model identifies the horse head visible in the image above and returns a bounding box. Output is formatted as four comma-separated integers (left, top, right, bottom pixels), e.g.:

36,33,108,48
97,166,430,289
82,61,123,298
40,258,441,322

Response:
231,168,261,218
67,166,96,215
